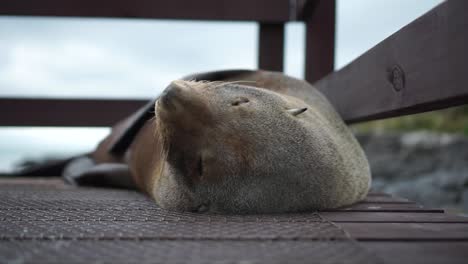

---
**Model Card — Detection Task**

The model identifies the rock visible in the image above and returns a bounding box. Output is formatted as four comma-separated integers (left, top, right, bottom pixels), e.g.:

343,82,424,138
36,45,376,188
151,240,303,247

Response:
369,178,387,192
382,175,459,208
357,131,468,212
400,131,460,149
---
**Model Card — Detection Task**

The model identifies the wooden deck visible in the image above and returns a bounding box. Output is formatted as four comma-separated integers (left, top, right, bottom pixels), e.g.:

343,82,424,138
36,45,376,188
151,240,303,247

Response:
1,1,467,263
1,178,467,263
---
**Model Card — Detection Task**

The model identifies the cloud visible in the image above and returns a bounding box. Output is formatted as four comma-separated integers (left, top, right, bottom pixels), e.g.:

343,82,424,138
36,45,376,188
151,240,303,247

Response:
0,18,258,98
0,41,182,98
336,0,444,68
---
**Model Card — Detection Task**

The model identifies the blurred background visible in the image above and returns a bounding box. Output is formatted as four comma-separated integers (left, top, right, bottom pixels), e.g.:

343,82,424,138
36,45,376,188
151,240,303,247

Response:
2,0,467,213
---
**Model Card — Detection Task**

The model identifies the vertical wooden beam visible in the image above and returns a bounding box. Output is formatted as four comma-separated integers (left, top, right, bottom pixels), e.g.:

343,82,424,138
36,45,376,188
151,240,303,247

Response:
449,0,468,95
304,0,336,83
258,23,285,71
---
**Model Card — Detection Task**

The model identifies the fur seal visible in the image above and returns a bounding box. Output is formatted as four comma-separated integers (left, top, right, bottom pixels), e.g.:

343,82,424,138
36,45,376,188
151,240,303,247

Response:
64,70,371,214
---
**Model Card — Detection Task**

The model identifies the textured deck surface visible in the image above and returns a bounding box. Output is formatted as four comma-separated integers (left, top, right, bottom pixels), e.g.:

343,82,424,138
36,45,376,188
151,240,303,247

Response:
1,178,468,264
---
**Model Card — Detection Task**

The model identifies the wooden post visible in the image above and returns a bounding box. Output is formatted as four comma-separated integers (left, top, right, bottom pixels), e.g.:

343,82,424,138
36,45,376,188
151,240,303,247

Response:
304,0,336,83
258,23,285,71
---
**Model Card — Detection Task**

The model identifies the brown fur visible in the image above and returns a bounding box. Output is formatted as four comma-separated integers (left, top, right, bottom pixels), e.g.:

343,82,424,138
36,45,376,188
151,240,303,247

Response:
89,70,371,213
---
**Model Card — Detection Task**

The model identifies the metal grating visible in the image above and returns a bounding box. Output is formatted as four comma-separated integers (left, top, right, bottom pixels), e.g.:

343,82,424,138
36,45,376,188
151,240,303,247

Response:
0,240,379,264
0,179,383,264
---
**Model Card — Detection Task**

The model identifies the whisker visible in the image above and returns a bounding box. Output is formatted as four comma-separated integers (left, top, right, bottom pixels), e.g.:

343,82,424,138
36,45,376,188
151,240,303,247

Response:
213,80,257,89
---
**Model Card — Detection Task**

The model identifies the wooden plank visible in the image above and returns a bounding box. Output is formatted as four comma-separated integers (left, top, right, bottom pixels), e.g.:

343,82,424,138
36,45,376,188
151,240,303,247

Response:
0,0,292,22
258,23,285,71
339,223,468,241
321,212,468,223
362,242,468,264
449,0,468,97
0,98,146,127
0,178,66,186
315,1,468,123
361,195,411,204
367,192,392,197
324,203,443,213
302,0,336,83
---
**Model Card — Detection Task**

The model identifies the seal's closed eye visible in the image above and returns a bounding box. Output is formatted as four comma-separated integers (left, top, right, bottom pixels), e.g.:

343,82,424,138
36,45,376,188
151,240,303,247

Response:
287,107,308,116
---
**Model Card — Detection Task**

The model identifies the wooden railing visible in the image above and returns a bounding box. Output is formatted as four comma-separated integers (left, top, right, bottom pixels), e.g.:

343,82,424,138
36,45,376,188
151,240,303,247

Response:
0,0,467,127
0,0,334,127
316,0,468,123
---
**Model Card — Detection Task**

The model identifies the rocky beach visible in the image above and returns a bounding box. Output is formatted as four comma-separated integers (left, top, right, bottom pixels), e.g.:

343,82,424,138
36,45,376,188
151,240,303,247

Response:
357,131,468,214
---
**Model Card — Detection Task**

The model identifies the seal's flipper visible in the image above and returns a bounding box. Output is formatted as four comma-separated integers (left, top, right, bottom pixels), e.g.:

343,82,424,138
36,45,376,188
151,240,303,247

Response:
63,157,135,189
108,69,258,156
108,100,156,155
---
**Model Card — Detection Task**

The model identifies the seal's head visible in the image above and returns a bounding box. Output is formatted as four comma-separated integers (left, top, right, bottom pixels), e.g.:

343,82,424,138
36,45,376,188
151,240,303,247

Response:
153,80,370,214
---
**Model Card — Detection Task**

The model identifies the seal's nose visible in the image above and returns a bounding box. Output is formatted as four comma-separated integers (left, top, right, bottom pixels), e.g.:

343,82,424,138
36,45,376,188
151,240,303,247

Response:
159,80,192,110
157,80,213,127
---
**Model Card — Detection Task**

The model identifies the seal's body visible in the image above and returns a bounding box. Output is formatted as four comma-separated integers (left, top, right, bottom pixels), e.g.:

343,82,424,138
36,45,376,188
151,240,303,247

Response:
66,70,371,214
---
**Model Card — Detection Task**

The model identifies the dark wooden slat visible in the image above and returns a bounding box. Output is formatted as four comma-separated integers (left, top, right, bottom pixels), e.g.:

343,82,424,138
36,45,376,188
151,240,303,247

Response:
367,192,392,197
315,1,468,123
361,195,411,204
362,242,468,264
0,178,67,187
0,0,291,22
339,223,468,241
449,0,468,96
324,203,443,213
303,0,335,83
321,212,468,223
258,23,284,71
0,98,147,127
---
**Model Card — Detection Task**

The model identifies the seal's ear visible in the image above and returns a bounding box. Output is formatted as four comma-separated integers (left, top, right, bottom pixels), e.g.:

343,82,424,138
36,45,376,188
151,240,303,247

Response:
287,107,308,116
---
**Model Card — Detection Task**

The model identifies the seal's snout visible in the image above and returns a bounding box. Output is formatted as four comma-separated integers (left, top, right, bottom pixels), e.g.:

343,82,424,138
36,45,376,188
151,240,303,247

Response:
157,80,213,128
159,80,193,111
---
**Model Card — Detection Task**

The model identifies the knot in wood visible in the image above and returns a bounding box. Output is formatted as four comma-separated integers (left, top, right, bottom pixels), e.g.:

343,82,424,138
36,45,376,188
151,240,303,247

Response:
388,65,405,92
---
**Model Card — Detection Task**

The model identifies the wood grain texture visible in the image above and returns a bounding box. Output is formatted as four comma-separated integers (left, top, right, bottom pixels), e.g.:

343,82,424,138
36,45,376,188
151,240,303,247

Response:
325,203,444,213
361,195,411,204
258,23,285,71
0,0,291,22
1,177,467,264
448,0,468,96
304,0,336,83
339,222,468,241
315,0,468,123
362,242,468,264
321,212,468,223
0,98,146,126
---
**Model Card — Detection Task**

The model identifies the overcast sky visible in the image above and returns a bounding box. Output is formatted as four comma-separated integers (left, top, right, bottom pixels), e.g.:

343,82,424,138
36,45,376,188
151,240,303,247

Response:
0,0,443,172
